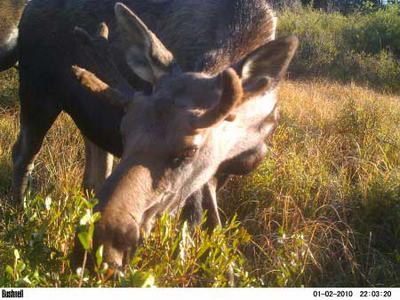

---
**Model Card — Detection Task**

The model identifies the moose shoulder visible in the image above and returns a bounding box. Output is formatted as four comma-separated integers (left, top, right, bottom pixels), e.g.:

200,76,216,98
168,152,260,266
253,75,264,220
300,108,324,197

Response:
14,0,298,267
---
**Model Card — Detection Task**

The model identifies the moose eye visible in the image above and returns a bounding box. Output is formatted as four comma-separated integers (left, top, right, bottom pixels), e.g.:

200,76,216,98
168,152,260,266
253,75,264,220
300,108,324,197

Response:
170,147,198,167
182,147,198,158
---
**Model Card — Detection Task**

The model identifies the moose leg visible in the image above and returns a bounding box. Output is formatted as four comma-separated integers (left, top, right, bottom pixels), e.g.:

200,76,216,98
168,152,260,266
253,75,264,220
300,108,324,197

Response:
201,175,235,286
181,175,230,229
201,177,221,230
82,138,114,193
12,128,40,205
180,176,235,285
12,88,60,206
206,175,235,286
181,190,203,226
202,175,231,229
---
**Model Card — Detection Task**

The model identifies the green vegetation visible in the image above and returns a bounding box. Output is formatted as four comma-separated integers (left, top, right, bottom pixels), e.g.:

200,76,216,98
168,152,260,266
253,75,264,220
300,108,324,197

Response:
1,192,254,287
1,6,400,287
279,5,400,92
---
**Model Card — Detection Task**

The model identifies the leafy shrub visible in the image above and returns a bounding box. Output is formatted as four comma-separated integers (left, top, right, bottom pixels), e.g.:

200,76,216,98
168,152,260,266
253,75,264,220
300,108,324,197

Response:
0,190,256,287
279,5,400,92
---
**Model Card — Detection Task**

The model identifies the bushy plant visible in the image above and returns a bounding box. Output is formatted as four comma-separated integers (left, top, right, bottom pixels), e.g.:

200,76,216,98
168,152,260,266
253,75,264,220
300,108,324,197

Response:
279,5,400,92
0,188,256,287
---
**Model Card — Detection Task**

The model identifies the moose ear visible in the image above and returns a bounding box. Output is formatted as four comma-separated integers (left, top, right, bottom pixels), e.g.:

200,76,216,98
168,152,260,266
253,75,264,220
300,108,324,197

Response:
114,2,176,84
239,36,299,98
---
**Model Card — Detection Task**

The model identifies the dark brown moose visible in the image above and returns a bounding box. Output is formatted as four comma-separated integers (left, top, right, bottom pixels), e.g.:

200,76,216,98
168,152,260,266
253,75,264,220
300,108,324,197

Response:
13,0,298,267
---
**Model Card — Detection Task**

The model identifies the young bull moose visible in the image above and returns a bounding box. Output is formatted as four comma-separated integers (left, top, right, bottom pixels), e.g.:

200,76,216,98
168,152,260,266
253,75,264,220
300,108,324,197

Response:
13,0,298,266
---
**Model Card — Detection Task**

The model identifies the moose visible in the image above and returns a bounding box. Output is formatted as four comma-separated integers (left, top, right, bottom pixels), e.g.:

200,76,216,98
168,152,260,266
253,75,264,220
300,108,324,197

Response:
0,0,27,71
13,0,298,267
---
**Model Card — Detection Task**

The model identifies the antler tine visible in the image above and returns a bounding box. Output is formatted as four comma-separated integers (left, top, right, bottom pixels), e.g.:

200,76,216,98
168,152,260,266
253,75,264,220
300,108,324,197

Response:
72,65,128,107
97,22,109,40
192,68,243,129
73,23,135,106
74,23,129,88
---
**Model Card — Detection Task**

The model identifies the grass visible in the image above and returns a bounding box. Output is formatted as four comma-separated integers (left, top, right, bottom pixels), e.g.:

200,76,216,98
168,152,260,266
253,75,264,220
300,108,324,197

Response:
278,5,400,92
221,80,400,286
1,66,399,286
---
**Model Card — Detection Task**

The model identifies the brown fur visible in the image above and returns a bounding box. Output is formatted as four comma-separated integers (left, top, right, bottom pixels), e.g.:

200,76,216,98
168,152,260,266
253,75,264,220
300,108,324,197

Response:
69,5,298,268
14,1,298,268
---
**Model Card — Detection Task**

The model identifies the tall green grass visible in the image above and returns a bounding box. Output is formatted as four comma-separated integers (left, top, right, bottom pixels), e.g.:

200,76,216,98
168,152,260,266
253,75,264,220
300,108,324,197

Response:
279,5,400,92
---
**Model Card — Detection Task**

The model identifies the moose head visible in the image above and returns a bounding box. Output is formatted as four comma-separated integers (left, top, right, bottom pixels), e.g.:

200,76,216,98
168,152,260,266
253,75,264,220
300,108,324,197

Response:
72,3,298,267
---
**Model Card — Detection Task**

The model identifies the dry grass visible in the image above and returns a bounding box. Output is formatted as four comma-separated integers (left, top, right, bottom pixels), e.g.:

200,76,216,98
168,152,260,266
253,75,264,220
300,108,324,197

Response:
0,69,84,202
1,69,400,286
221,80,400,286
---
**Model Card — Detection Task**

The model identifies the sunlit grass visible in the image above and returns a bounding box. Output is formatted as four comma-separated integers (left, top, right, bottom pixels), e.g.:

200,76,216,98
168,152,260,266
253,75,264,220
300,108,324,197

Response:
1,68,400,286
278,5,400,92
221,80,400,286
